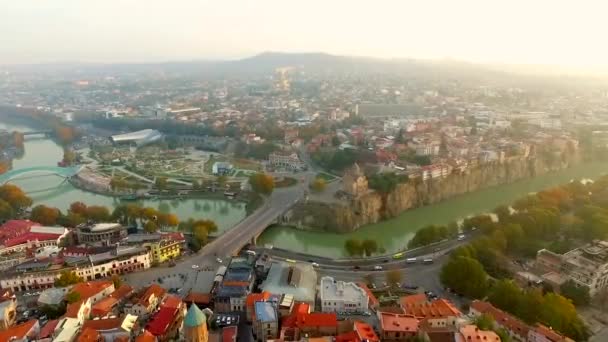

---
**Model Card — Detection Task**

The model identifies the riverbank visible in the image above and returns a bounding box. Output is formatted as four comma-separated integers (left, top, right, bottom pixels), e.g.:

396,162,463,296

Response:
257,161,608,258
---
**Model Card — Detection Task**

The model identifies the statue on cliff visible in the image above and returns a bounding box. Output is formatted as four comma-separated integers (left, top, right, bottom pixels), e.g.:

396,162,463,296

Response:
342,163,368,197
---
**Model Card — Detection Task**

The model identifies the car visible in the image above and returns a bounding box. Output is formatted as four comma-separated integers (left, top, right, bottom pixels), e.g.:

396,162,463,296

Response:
403,284,419,290
423,258,434,264
371,283,377,289
353,266,360,270
216,258,223,263
373,265,383,271
457,234,466,241
406,258,417,264
383,259,389,263
191,264,199,269
311,262,319,268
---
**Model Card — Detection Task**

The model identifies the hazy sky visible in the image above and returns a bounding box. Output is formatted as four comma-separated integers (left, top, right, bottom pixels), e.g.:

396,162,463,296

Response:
1,0,607,66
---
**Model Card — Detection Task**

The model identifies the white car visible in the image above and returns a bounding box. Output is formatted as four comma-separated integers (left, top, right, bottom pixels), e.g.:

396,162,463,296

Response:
216,258,223,263
191,264,199,269
373,265,383,271
311,262,319,268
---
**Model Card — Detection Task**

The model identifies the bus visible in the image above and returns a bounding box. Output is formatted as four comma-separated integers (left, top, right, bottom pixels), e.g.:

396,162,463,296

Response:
392,252,405,259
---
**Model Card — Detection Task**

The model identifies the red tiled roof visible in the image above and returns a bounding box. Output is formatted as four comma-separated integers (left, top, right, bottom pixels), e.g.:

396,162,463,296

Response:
4,232,62,247
459,324,500,342
470,300,530,337
335,331,361,342
77,327,102,342
354,321,380,342
297,313,338,328
38,319,59,339
402,298,461,319
92,297,118,317
71,280,113,301
146,307,178,336
378,311,419,333
0,220,39,244
82,317,123,331
246,291,271,307
534,324,574,342
160,295,182,310
184,292,211,305
135,330,157,342
222,325,238,342
0,319,37,340
161,232,185,241
282,302,311,328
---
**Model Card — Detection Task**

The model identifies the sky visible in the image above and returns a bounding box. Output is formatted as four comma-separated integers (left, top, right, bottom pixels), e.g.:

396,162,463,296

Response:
1,0,607,67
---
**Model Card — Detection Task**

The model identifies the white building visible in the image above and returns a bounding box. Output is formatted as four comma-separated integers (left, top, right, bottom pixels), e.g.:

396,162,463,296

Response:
414,143,439,156
268,152,306,171
319,276,368,313
562,241,608,296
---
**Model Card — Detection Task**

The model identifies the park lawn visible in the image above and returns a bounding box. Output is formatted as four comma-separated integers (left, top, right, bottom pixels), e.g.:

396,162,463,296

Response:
231,158,262,171
275,177,297,188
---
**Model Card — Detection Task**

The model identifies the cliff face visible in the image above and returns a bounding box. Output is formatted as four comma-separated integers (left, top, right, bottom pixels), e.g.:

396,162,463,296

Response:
285,154,577,232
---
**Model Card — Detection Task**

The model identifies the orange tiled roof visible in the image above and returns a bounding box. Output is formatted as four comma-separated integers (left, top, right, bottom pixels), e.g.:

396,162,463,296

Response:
246,291,271,307
135,330,157,342
82,317,124,331
470,300,530,337
0,319,38,340
297,312,338,328
139,284,166,307
160,295,182,310
70,280,113,301
110,284,134,301
77,327,102,342
357,283,379,307
402,298,461,319
65,299,86,318
400,293,427,307
459,324,500,342
354,321,380,342
92,297,118,317
378,311,419,333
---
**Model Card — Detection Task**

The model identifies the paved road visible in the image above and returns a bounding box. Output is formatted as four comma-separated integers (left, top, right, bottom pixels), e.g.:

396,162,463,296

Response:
124,180,307,289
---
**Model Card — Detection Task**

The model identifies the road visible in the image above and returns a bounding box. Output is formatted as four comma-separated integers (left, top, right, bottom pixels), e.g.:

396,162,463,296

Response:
124,178,308,290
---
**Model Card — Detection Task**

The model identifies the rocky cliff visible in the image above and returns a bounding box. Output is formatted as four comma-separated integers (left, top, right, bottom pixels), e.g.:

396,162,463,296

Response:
284,154,578,232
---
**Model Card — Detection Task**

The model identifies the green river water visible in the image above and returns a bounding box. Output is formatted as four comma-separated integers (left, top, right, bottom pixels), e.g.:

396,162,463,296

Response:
0,121,246,234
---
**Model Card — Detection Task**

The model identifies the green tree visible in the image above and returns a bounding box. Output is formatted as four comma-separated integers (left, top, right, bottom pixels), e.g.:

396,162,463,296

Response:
249,173,275,195
55,270,83,287
0,199,15,221
85,205,111,222
155,176,168,190
474,314,495,330
344,239,363,256
488,279,522,314
386,269,403,287
493,205,511,222
440,256,488,298
368,173,408,194
560,279,590,306
540,293,589,341
362,239,378,256
65,291,81,304
144,220,159,233
31,205,61,225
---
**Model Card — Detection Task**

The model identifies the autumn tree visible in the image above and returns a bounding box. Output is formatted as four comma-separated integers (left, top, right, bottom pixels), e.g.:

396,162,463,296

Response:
386,269,403,287
85,205,111,222
55,270,83,287
144,220,159,233
249,173,275,195
31,205,61,225
0,184,32,211
310,178,326,192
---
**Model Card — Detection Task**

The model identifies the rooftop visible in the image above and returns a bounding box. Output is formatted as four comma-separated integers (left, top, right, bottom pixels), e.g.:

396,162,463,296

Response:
92,297,119,317
0,319,38,341
138,284,166,307
401,298,461,319
470,300,530,337
70,280,114,301
147,307,178,336
320,276,367,303
261,261,317,304
184,303,206,328
459,324,500,342
254,301,277,323
38,319,60,339
378,311,419,333
222,325,238,342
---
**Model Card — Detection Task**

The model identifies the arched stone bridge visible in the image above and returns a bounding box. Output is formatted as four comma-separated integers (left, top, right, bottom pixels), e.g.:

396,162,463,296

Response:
0,166,83,184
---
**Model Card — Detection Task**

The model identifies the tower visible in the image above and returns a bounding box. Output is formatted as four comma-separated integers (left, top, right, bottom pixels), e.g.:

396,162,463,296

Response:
184,304,208,342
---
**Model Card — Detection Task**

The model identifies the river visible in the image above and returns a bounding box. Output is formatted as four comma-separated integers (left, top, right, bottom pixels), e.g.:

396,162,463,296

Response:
258,162,608,258
0,120,246,234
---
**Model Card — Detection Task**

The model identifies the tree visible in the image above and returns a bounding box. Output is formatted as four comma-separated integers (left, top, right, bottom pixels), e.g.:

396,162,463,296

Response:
31,205,61,225
540,293,590,341
344,239,363,256
249,173,275,195
0,184,32,211
69,201,88,216
0,199,14,221
64,212,86,227
85,205,111,222
144,220,159,233
65,291,81,304
55,270,83,287
474,314,495,330
560,279,590,306
493,205,511,222
331,136,341,147
408,225,449,248
440,256,488,298
310,178,326,193
62,148,76,165
155,177,168,190
488,280,522,314
112,274,122,289
368,173,408,194
386,269,403,287
362,239,378,256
